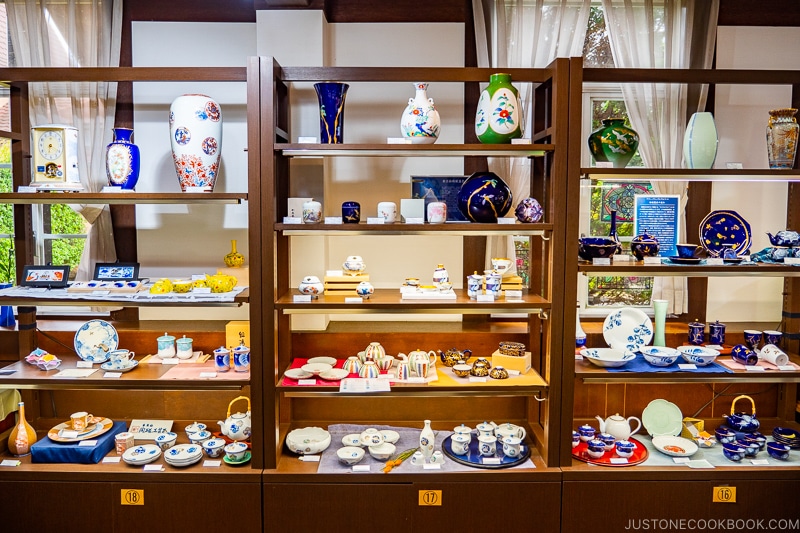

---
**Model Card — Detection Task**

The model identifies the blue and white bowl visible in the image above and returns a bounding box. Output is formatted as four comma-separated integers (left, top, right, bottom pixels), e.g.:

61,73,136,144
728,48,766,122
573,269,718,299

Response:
586,438,606,459
154,432,178,451
581,348,635,368
678,345,719,366
578,424,596,442
337,446,365,465
615,439,636,458
598,432,616,451
767,442,790,461
640,346,680,367
736,439,759,457
744,432,767,451
202,438,226,458
715,427,736,444
722,442,746,462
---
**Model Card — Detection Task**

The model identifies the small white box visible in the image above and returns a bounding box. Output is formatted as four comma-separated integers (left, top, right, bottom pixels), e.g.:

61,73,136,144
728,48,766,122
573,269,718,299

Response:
400,199,425,221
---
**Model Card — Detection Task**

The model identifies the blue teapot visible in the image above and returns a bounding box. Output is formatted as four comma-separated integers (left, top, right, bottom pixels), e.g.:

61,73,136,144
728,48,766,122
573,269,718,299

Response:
767,230,800,247
630,230,660,260
723,395,759,432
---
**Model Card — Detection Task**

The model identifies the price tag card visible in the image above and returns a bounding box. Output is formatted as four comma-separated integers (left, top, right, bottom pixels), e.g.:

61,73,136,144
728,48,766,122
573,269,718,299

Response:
778,365,796,371
469,376,487,383
482,457,501,465
76,361,94,369
610,457,629,464
283,217,303,224
507,369,521,376
161,358,180,365
193,287,211,294
199,372,217,378
191,274,206,280
379,373,394,379
143,464,164,472
707,258,724,265
203,460,222,467
705,344,723,350
686,460,714,469
60,430,80,439
644,256,662,265
352,465,371,472
673,457,691,464
613,254,633,262
497,218,516,224
102,456,122,464
405,217,424,224
18,186,38,193
745,366,766,372
297,136,317,143
326,270,344,276
299,455,320,462
344,297,362,303
78,440,98,447
405,377,425,384
366,217,385,224
0,369,16,375
101,186,123,192
324,217,343,224
592,257,612,266
91,290,111,296
423,463,442,470
785,257,800,265
751,459,770,465
298,379,317,386
1,459,21,467
293,294,312,303
184,187,208,193
678,364,697,370
505,290,523,299
476,294,495,302
387,137,412,144
103,372,123,378
511,138,532,144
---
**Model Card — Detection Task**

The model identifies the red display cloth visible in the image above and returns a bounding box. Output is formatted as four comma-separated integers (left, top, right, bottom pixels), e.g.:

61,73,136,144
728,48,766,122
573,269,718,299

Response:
280,358,394,386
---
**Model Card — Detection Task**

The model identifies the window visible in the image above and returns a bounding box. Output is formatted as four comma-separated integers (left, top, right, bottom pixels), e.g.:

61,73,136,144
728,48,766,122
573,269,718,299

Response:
579,6,654,315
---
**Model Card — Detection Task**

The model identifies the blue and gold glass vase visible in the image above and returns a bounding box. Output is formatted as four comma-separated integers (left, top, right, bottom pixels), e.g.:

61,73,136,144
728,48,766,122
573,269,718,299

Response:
0,282,15,327
314,82,349,144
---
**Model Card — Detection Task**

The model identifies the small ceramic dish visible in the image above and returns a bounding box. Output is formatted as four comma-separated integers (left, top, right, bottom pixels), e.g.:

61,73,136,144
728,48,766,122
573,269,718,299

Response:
368,442,396,460
580,348,635,368
318,368,349,381
341,433,363,447
285,427,331,455
652,435,698,457
284,368,313,380
639,346,681,367
677,345,720,366
307,356,338,366
337,446,366,465
301,362,333,375
452,363,471,378
380,430,400,444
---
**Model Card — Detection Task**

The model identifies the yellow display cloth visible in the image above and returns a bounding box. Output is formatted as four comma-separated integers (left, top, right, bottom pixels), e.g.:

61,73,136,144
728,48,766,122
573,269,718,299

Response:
0,388,22,420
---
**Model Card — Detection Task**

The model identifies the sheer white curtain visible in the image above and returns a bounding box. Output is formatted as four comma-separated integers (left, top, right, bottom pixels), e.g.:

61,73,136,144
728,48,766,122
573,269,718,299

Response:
6,0,123,280
473,0,591,271
601,0,719,314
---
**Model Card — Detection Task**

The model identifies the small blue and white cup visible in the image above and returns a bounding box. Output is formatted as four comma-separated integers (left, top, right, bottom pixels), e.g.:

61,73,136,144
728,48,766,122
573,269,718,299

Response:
214,346,231,372
578,424,596,442
763,330,782,347
233,345,250,372
410,451,426,465
743,329,762,351
154,432,177,451
203,437,226,458
598,432,616,451
478,435,497,457
572,430,581,448
615,439,635,458
688,321,705,345
451,434,470,455
715,427,736,444
502,436,522,458
586,438,606,459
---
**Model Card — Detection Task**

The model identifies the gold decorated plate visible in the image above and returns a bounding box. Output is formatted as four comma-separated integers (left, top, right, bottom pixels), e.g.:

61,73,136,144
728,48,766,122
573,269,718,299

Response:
48,416,114,443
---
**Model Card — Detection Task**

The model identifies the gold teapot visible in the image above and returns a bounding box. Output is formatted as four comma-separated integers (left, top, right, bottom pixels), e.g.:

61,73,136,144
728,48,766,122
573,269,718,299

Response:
206,273,238,293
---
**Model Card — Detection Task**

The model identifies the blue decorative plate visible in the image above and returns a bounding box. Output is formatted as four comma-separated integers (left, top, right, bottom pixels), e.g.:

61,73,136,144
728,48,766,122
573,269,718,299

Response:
441,433,530,469
602,307,653,352
699,210,751,258
73,319,119,362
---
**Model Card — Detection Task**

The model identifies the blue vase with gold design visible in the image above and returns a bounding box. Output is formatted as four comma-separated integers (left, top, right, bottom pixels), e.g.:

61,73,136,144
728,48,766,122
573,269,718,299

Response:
315,82,349,144
456,171,513,223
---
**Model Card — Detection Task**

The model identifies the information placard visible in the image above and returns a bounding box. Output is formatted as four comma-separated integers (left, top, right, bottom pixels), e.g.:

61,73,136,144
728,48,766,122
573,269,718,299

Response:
634,194,681,257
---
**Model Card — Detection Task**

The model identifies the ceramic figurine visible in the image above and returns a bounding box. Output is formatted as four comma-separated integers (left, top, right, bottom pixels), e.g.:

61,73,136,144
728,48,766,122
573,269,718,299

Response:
400,82,440,144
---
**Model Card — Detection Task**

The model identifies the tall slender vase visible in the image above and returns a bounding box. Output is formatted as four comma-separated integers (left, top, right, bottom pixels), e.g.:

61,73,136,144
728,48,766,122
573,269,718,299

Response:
224,239,245,268
766,108,799,169
588,118,639,168
608,210,622,255
419,419,435,459
8,401,37,456
105,127,141,189
683,112,718,169
653,299,668,347
170,94,223,191
475,73,522,144
314,83,349,144
575,302,586,348
0,282,14,327
400,82,440,144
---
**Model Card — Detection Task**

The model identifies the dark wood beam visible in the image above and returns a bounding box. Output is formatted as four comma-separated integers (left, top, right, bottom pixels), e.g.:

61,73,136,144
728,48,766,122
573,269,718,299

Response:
718,0,800,26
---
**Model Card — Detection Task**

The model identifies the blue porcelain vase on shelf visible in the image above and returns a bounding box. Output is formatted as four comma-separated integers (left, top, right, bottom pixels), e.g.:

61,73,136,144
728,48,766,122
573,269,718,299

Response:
315,82,349,144
0,282,14,327
456,171,513,223
105,127,140,190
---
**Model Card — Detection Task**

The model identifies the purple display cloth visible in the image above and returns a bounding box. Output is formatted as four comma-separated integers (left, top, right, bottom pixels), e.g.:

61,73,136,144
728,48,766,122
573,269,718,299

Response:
31,420,126,464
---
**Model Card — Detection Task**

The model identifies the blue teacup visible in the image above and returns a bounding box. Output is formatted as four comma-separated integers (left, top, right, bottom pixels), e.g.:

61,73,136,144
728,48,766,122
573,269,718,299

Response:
767,442,790,461
736,439,759,457
676,243,701,258
688,321,705,346
743,329,762,350
598,432,616,451
709,321,726,345
586,438,606,459
722,442,746,462
615,439,636,458
578,424,596,442
731,344,758,366
572,430,580,448
745,432,767,451
715,427,736,444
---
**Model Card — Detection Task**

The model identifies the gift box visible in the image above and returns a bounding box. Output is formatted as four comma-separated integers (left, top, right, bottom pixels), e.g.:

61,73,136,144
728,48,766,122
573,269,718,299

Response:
31,421,127,464
226,320,250,348
491,349,532,374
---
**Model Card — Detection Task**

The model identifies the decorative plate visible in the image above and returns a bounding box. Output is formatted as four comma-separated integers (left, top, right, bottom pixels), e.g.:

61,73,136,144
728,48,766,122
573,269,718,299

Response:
223,450,252,465
122,444,162,465
699,210,752,258
667,257,705,265
642,399,683,437
48,417,114,443
163,443,204,466
100,360,139,373
73,319,118,362
307,356,338,366
602,308,653,352
652,435,698,457
284,368,313,380
318,368,349,381
300,362,333,375
285,427,331,455
441,433,531,469
571,436,649,467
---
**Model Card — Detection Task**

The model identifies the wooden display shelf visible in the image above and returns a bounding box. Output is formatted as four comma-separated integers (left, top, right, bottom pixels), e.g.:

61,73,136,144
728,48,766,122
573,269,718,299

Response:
0,192,248,204
578,262,800,277
580,167,800,182
0,358,249,390
278,222,552,236
0,288,249,307
275,289,550,314
279,143,551,158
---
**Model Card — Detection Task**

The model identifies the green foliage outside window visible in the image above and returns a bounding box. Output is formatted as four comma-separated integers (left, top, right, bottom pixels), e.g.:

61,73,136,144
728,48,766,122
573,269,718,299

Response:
0,140,13,284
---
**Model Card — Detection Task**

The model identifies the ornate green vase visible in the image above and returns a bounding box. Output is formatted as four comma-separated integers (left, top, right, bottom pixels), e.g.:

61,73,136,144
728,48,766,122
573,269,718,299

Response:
475,73,522,144
588,118,639,168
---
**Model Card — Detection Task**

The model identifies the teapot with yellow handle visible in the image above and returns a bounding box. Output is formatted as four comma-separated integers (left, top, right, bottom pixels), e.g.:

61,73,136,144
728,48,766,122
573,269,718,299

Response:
218,396,251,441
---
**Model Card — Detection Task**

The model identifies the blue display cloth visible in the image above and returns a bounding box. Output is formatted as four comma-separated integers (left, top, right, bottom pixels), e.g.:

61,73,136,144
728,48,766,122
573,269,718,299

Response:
607,353,733,373
32,420,127,464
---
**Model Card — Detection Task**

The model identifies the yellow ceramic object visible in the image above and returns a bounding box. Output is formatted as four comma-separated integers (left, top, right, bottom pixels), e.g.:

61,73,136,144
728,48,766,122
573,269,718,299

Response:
206,273,237,293
191,279,207,289
149,278,173,294
173,280,193,293
224,239,245,268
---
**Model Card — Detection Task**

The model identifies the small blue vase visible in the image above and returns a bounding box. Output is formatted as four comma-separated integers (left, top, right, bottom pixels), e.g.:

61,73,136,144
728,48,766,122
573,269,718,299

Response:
0,282,14,328
105,127,140,189
314,83,349,144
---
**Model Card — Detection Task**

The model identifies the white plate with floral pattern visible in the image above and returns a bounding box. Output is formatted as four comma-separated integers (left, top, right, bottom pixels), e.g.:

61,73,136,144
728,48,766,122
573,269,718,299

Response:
122,444,162,465
602,307,653,352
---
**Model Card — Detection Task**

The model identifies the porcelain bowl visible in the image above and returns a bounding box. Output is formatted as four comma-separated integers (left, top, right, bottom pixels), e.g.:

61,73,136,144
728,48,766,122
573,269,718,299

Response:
224,441,248,462
677,346,719,366
586,438,606,459
736,439,759,457
202,438,226,458
722,442,746,462
368,442,396,460
337,446,366,465
580,348,635,368
639,346,680,367
380,430,400,444
744,432,767,451
341,433,362,447
452,363,472,378
578,237,620,261
714,427,736,444
767,442,790,460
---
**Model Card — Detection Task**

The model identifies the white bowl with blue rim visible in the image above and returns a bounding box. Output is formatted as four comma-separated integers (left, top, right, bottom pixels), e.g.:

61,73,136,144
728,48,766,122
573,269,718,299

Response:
154,432,178,451
677,345,719,366
580,348,635,368
639,346,681,367
336,446,365,465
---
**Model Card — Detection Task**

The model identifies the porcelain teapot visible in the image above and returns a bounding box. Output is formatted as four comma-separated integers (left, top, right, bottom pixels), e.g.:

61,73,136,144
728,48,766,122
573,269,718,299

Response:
595,413,641,441
218,396,252,442
206,273,238,293
767,230,800,247
439,348,473,367
408,348,437,369
723,395,760,432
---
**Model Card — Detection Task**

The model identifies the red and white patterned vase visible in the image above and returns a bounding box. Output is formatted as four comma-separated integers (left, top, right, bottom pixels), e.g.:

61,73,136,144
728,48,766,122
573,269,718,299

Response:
169,94,222,191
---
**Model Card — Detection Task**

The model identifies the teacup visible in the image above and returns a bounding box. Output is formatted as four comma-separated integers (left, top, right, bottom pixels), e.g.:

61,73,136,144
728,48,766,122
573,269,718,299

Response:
572,431,580,448
578,424,596,442
395,361,411,380
478,435,497,457
709,321,726,345
714,427,736,444
688,321,705,346
404,278,420,287
155,432,178,451
359,428,384,447
722,442,746,462
376,355,394,372
676,243,701,258
414,360,429,379
188,430,212,445
184,421,207,438
109,349,135,367
760,344,789,367
342,356,361,374
736,439,759,457
172,279,193,293
731,344,758,366
744,432,767,451
502,436,522,458
476,421,497,438
70,411,92,432
203,438,226,458
598,432,616,451
495,423,526,442
452,424,472,442
157,333,176,358
430,451,445,464
763,330,783,346
586,438,606,459
176,336,194,359
767,442,790,461
410,451,426,465
451,434,471,455
232,345,250,372
743,330,763,351
214,346,231,372
615,439,636,458
224,441,248,462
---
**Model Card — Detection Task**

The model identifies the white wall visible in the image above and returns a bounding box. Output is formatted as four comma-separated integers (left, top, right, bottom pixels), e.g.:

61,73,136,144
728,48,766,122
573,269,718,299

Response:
706,26,800,323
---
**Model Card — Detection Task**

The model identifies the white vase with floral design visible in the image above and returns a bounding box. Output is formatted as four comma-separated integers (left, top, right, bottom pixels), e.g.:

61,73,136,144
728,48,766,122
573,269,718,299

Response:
169,94,222,191
400,82,440,144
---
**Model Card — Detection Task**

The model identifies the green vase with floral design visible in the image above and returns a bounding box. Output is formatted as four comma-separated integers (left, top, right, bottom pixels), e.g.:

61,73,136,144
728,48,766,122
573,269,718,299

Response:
475,73,522,144
588,118,639,168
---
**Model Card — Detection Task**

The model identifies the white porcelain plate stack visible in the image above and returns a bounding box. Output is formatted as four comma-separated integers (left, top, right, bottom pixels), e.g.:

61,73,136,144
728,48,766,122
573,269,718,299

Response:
122,444,162,466
163,443,204,467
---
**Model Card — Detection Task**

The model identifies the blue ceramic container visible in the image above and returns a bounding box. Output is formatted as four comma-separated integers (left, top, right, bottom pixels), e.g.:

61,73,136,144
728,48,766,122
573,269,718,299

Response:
456,171,513,223
341,201,361,224
731,344,759,366
578,237,620,261
767,442,790,460
722,442,746,462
